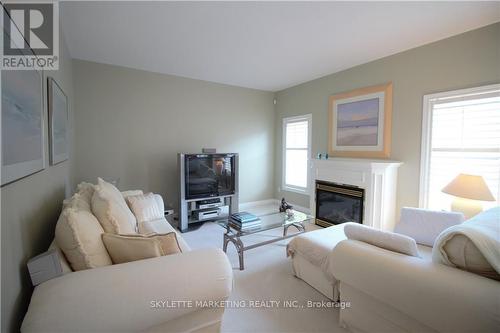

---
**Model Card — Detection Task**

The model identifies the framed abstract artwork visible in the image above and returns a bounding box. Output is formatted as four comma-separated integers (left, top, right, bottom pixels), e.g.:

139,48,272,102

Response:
1,32,45,186
328,83,392,159
48,77,69,165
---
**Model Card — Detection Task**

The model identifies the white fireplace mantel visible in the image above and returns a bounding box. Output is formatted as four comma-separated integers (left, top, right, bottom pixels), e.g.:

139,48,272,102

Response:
310,158,402,230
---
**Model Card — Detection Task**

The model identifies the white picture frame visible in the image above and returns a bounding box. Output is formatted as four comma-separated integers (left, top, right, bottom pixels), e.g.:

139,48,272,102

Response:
48,77,69,165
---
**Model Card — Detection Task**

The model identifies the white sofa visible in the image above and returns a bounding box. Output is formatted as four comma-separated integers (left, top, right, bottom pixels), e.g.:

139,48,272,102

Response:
21,183,233,333
288,208,500,333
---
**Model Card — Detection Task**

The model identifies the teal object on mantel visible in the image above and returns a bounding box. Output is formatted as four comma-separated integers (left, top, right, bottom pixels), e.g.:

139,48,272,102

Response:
317,153,329,159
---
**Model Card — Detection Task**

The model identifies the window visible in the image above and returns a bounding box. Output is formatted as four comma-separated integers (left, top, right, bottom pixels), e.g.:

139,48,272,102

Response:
420,84,500,211
283,114,312,193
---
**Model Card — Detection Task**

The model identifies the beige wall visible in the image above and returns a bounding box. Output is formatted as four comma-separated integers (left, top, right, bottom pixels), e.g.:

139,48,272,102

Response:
72,60,275,207
275,23,500,211
1,41,75,332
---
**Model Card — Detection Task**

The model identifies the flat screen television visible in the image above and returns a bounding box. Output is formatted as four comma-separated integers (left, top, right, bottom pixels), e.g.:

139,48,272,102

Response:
184,153,236,199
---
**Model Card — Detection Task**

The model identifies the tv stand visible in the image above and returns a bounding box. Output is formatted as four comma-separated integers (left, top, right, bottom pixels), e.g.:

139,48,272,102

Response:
178,195,238,232
177,153,239,233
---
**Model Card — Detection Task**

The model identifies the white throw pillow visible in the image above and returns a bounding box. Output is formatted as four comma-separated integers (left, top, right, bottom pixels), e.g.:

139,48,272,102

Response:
76,181,96,206
344,222,420,257
126,193,164,223
55,197,112,271
394,207,464,247
91,178,137,234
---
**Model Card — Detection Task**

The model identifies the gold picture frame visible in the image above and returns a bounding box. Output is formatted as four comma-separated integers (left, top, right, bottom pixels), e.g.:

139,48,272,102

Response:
328,83,392,159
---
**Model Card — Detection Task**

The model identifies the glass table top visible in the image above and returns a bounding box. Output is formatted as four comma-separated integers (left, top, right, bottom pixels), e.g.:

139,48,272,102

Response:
217,210,313,235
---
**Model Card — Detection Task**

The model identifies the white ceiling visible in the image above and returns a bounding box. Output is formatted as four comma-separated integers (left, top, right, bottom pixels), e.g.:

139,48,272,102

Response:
61,1,500,92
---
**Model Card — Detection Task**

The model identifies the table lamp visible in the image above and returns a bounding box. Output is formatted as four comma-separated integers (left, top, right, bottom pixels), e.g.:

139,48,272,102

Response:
441,173,495,219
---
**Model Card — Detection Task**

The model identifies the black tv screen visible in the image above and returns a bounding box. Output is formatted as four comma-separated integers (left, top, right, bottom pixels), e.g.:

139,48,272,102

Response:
185,154,236,199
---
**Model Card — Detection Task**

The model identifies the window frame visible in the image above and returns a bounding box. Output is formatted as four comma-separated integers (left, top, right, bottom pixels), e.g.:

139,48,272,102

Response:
419,83,500,208
282,114,312,194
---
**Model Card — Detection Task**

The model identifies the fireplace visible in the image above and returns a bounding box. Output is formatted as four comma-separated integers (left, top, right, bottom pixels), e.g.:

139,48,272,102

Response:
315,180,364,228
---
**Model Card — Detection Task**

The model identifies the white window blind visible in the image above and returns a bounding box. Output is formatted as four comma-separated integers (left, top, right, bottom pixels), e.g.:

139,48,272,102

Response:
420,85,500,211
283,114,311,192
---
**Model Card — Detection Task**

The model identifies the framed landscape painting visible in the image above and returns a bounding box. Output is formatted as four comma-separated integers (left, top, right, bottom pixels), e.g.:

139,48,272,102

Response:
48,77,69,165
328,83,392,159
1,34,45,186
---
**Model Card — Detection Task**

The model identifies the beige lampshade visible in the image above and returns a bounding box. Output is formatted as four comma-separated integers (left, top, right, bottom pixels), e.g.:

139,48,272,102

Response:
442,173,495,202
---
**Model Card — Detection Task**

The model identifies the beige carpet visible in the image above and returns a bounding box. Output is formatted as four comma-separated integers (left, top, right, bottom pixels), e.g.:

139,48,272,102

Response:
180,205,348,333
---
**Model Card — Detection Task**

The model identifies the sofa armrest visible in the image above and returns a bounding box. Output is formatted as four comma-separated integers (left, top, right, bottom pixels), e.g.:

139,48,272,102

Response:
331,240,500,332
22,248,233,332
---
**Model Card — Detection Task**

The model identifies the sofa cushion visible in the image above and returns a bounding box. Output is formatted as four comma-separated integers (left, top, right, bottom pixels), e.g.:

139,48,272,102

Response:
102,232,181,264
344,222,420,257
126,193,164,223
55,201,112,271
91,178,137,234
394,207,464,247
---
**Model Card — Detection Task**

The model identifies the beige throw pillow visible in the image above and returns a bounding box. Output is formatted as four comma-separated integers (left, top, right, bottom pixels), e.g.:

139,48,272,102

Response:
102,232,181,264
443,234,500,281
154,232,183,255
126,193,164,223
91,178,137,234
121,190,144,198
55,197,113,271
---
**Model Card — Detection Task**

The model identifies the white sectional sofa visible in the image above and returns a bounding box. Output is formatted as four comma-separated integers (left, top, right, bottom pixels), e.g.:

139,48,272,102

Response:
21,180,233,333
288,208,500,333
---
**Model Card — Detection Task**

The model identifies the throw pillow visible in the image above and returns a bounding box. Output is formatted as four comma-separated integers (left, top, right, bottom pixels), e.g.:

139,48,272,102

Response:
55,202,113,271
91,178,137,234
344,222,420,257
154,232,182,255
102,232,181,264
121,190,144,198
76,181,96,206
394,207,464,247
126,193,164,223
443,234,500,281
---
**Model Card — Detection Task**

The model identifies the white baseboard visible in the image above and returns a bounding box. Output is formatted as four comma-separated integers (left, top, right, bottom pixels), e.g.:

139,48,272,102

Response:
239,198,311,214
239,199,279,211
289,202,311,214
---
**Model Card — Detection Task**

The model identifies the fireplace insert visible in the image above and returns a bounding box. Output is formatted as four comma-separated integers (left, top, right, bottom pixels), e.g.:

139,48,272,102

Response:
315,181,364,227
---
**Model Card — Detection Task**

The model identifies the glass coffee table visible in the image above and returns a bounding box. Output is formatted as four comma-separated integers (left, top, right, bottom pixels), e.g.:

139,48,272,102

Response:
218,211,313,270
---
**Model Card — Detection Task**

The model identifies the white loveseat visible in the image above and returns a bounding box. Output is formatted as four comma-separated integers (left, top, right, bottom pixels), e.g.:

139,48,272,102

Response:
21,181,233,333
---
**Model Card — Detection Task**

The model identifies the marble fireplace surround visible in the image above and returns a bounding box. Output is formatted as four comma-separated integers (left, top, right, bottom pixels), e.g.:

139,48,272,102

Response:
310,158,402,231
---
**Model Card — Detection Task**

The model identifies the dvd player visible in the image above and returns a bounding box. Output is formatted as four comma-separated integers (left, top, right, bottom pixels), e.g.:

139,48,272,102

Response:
193,208,221,220
197,198,223,210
